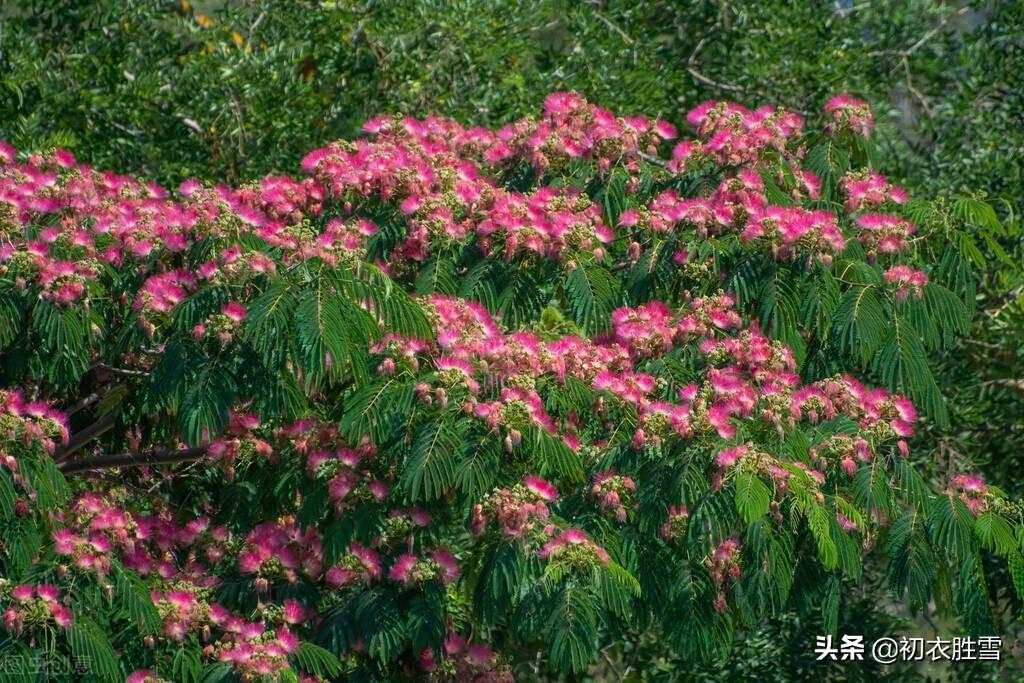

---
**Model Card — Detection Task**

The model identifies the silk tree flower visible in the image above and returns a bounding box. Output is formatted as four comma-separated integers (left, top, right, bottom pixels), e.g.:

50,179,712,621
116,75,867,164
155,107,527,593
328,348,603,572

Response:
419,632,512,680
590,471,637,522
950,475,990,515
856,213,916,256
841,170,909,213
884,265,928,302
706,539,742,613
660,506,690,541
837,513,859,533
539,528,610,567
2,584,73,634
524,476,558,502
388,548,460,587
611,301,675,357
326,543,382,588
237,519,323,584
472,477,556,539
824,95,874,139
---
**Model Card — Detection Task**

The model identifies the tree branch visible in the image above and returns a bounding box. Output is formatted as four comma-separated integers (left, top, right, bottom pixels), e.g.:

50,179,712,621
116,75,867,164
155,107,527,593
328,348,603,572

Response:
65,382,115,417
867,6,970,58
980,378,1024,396
59,447,208,475
638,151,669,168
687,36,746,93
54,412,118,463
96,363,150,378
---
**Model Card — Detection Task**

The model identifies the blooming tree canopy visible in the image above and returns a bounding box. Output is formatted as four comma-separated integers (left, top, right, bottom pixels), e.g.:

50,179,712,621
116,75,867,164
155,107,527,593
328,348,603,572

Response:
0,93,1019,681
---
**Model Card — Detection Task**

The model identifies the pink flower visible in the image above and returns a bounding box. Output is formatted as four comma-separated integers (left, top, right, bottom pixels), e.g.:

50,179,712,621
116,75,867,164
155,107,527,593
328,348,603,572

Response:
524,476,558,501
431,549,460,584
222,302,247,322
35,585,59,602
388,553,418,585
49,604,73,628
10,586,34,601
282,600,306,625
715,445,748,469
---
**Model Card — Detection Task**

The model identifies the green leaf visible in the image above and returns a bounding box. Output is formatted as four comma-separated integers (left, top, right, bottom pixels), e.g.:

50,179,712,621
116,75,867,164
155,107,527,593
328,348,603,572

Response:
929,496,975,559
179,363,235,446
67,618,120,682
873,314,947,426
974,510,1016,556
833,284,886,365
531,428,584,483
115,566,161,635
295,283,349,386
244,277,295,366
733,472,771,523
564,264,619,334
402,418,466,501
172,647,203,683
547,586,598,675
340,376,415,444
294,641,342,678
805,504,838,571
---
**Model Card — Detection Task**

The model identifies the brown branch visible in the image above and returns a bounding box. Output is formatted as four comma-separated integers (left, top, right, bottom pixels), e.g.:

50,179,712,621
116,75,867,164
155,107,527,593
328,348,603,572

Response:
54,412,118,463
638,151,669,169
687,36,746,93
595,12,634,45
96,364,150,378
65,382,115,417
980,378,1024,396
59,447,208,475
867,6,970,57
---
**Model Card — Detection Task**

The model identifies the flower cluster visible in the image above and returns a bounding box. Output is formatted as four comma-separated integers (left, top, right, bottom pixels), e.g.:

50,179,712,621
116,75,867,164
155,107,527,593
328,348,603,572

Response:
856,213,916,257
706,539,742,613
325,543,382,588
419,632,513,682
0,389,69,456
678,101,804,168
539,528,611,567
207,411,273,473
471,476,558,538
823,95,874,139
841,171,909,213
950,475,989,515
238,518,323,586
294,425,391,512
2,583,72,634
884,265,929,302
590,471,637,522
660,505,690,542
53,492,229,584
388,548,459,587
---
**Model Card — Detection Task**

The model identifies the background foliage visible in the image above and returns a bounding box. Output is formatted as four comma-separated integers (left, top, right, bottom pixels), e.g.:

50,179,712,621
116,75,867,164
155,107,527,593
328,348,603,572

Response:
0,0,1021,680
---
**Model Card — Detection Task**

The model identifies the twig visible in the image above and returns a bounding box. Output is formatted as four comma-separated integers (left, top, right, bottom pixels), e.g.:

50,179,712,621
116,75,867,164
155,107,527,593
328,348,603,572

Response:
248,9,267,40
867,6,970,57
54,413,118,462
901,55,933,118
687,36,746,94
96,364,150,378
59,447,209,475
638,151,669,168
65,382,115,417
980,378,1024,395
595,12,633,45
